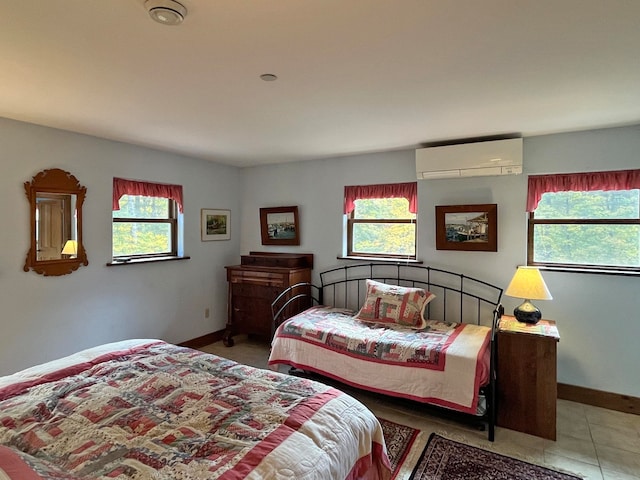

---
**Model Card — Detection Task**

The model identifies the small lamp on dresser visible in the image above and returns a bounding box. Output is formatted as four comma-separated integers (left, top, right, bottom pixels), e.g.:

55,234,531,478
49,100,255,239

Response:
505,266,553,324
61,240,78,258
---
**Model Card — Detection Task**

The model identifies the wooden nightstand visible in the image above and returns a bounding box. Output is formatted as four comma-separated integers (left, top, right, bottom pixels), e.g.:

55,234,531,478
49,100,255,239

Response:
497,315,560,440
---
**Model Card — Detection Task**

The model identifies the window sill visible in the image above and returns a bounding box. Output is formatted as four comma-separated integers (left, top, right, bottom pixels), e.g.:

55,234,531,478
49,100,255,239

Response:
337,256,423,264
535,265,640,277
106,255,190,267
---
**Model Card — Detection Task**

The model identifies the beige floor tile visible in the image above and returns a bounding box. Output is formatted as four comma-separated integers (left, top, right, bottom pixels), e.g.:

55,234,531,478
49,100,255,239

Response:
494,426,547,452
585,404,640,433
558,399,587,416
590,423,640,454
596,443,640,477
544,433,599,465
601,468,640,480
544,452,603,480
557,400,592,440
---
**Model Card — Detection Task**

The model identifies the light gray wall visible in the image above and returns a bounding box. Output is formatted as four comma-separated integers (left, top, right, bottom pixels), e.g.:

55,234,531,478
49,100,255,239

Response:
525,126,640,398
240,125,640,398
0,118,241,375
2,117,638,399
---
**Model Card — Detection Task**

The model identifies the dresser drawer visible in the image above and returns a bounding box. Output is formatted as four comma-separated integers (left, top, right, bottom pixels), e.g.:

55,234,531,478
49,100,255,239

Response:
231,283,282,300
228,269,286,287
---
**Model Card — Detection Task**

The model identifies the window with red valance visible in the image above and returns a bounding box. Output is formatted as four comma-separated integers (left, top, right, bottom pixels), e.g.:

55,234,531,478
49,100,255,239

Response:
344,182,417,215
527,170,640,272
344,182,417,260
112,178,183,260
527,169,640,212
113,178,184,213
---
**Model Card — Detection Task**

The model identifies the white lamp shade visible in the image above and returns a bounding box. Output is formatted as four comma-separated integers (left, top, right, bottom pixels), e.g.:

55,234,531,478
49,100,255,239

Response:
505,266,552,301
61,240,78,255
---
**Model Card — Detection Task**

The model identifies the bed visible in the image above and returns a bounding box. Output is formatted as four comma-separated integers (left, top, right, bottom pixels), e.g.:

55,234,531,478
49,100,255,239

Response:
269,263,503,441
0,339,391,480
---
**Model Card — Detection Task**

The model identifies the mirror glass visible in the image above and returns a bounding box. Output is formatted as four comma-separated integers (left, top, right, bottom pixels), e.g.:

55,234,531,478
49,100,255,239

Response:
36,193,77,261
24,169,88,276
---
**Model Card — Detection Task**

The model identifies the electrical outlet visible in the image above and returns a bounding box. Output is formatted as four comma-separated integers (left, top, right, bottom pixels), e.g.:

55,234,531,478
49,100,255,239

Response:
205,308,210,318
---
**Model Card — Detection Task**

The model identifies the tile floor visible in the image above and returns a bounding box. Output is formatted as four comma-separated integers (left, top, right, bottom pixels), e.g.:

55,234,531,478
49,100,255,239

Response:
199,336,640,480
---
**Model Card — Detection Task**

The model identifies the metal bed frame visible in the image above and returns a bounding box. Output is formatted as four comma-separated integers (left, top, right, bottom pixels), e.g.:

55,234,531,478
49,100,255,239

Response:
272,263,503,441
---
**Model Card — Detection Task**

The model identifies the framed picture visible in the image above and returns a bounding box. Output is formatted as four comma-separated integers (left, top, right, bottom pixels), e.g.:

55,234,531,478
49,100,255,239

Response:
435,204,497,251
260,206,300,245
201,209,231,241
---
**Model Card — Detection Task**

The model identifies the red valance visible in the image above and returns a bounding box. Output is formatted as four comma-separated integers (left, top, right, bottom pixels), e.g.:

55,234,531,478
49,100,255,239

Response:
344,182,417,214
113,178,184,213
527,169,640,212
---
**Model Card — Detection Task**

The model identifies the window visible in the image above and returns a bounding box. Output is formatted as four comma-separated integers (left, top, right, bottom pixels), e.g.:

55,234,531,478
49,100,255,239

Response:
527,170,640,272
344,182,417,259
112,178,183,260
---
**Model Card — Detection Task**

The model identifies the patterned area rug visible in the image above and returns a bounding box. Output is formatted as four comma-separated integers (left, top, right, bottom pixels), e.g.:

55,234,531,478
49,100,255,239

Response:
378,418,423,479
409,433,582,480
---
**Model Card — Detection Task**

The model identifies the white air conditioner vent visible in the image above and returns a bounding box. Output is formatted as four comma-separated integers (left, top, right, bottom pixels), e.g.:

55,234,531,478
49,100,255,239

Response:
416,138,523,179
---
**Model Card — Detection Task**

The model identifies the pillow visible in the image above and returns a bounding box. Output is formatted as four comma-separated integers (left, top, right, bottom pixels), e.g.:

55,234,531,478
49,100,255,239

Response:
354,279,435,329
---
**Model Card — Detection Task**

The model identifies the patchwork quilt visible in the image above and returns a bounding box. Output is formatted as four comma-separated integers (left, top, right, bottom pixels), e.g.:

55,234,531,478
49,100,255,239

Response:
0,341,391,480
269,307,491,414
275,306,463,370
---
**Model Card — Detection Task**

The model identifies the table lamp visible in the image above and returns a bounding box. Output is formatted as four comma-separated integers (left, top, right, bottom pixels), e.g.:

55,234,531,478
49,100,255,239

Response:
504,266,552,324
61,240,78,258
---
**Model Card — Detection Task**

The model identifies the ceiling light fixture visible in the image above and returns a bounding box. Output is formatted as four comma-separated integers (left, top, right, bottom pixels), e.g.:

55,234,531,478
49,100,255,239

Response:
260,74,278,81
145,0,187,26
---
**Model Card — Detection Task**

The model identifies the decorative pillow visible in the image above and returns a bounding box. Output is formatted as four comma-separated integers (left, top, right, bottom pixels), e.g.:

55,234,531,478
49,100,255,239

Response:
354,279,435,329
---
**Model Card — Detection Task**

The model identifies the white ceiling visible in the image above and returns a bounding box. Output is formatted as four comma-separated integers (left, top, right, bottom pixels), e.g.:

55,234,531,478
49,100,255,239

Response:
2,1,639,167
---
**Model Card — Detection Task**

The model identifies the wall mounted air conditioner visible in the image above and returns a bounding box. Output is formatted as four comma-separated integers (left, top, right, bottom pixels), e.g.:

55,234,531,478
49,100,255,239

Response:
416,138,523,180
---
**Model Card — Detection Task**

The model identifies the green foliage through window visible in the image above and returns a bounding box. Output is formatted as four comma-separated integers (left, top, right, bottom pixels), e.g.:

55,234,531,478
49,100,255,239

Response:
348,198,416,259
112,195,177,258
529,190,640,270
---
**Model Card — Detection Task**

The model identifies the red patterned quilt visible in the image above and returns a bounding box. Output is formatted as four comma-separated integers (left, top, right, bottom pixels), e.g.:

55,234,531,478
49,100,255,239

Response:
275,306,465,370
0,341,390,480
269,307,491,413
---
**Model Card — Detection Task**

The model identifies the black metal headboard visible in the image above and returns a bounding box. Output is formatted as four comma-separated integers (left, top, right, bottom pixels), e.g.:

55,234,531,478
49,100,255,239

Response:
273,263,503,328
319,263,503,327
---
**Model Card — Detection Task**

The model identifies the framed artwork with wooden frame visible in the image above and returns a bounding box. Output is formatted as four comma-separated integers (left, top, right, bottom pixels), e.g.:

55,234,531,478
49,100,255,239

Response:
435,204,497,251
260,206,300,246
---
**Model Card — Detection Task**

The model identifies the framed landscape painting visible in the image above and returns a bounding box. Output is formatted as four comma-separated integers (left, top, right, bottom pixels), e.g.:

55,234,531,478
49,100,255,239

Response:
201,209,230,241
260,206,300,245
435,204,497,251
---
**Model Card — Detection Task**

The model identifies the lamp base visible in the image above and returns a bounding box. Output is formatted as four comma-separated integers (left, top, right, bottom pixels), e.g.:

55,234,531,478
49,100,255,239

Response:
513,300,542,324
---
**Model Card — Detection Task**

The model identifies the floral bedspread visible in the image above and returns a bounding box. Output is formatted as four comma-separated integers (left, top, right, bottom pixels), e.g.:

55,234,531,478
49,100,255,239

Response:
0,341,390,480
276,306,466,371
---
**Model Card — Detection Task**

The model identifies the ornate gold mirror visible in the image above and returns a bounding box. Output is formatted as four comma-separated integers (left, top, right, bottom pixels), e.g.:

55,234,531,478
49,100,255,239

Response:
24,168,88,276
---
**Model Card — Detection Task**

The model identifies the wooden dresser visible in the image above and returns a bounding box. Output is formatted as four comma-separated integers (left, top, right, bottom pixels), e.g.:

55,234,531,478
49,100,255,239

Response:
497,316,560,440
223,252,313,347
